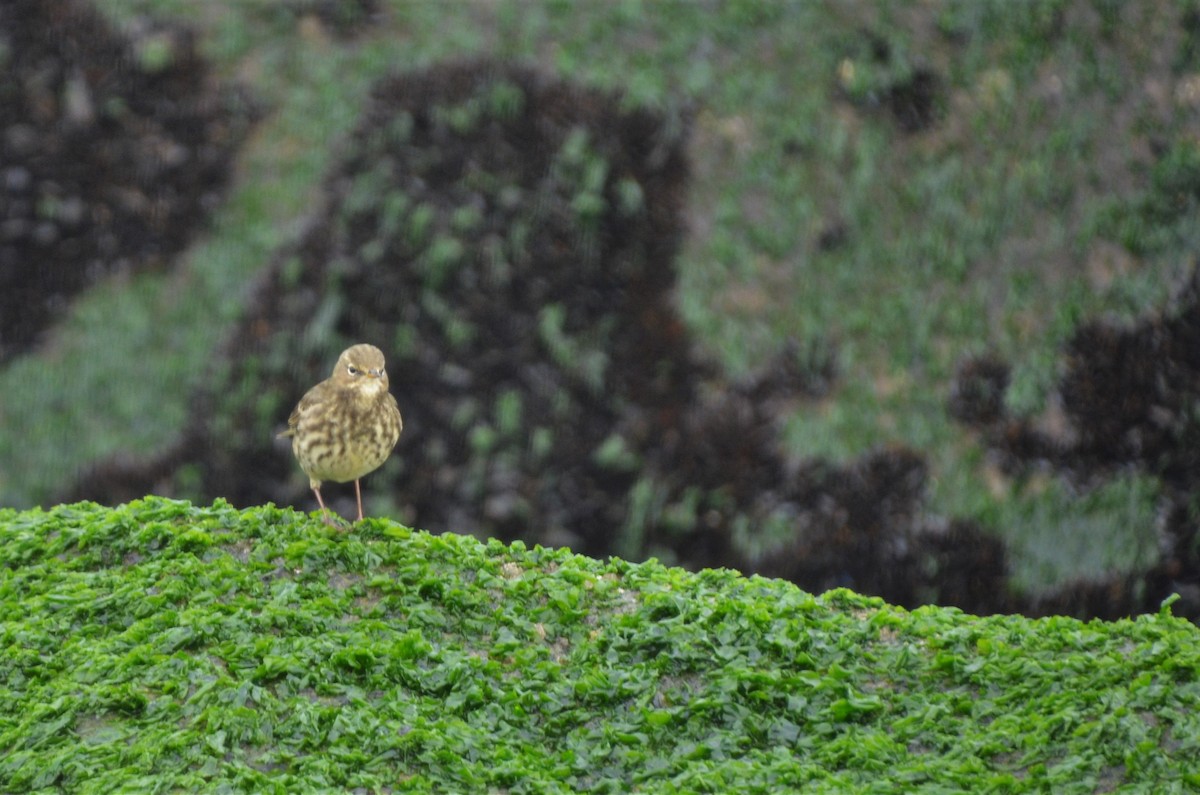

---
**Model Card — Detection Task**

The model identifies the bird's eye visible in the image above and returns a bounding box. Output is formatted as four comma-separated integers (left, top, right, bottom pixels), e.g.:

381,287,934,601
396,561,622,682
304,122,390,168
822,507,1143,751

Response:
347,365,360,376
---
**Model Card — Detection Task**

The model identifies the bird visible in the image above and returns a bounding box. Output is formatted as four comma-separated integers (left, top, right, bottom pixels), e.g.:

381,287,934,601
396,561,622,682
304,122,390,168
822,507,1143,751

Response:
279,343,402,523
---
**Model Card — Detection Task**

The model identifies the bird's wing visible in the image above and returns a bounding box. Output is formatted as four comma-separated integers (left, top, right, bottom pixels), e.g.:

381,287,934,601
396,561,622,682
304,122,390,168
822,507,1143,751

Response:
277,408,299,438
278,381,329,438
388,393,403,433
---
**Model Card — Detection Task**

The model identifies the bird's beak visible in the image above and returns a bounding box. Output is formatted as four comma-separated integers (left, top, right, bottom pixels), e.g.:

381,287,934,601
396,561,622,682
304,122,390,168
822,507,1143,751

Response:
368,369,383,378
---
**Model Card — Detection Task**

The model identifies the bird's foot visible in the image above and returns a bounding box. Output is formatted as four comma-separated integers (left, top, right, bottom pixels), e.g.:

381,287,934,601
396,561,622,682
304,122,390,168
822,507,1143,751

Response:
319,510,350,530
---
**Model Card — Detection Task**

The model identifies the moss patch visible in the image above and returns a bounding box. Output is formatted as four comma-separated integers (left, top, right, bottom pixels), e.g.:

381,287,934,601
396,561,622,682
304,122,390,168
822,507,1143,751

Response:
2,498,1199,793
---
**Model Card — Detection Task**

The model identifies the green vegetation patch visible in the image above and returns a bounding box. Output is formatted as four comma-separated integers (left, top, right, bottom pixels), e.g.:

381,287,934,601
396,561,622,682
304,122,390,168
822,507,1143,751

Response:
2,499,1199,793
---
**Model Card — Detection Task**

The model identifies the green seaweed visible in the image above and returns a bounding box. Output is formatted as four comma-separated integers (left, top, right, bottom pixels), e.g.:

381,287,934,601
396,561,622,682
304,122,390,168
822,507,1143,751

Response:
2,498,1198,793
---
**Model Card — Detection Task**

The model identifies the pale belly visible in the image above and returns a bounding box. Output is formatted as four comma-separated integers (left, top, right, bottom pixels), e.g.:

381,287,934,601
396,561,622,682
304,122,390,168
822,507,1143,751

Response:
292,403,400,485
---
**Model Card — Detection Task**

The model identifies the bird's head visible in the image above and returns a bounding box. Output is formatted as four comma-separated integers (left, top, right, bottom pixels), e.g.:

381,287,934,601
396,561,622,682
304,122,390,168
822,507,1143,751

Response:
332,343,390,395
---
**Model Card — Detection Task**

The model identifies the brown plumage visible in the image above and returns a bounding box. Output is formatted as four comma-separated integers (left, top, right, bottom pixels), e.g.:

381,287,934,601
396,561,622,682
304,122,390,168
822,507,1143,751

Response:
279,343,402,523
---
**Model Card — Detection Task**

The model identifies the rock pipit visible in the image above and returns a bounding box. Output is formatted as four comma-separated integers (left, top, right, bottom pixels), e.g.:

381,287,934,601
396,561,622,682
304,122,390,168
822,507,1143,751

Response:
279,343,402,523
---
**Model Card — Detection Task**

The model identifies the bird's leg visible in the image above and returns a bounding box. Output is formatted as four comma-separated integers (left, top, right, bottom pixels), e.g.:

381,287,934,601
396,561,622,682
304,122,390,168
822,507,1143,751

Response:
312,486,341,527
354,479,365,522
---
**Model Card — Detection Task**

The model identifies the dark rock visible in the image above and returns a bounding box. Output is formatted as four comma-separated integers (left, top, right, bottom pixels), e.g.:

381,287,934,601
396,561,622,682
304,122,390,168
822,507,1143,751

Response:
948,352,1010,426
0,0,256,362
978,264,1200,621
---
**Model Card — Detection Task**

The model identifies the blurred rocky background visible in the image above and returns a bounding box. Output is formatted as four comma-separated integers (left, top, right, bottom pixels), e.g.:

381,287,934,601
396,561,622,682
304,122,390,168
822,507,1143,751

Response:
0,0,256,362
4,0,1200,622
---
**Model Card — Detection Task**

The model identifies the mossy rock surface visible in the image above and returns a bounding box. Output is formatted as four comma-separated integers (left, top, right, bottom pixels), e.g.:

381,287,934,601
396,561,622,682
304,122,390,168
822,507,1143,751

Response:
3,498,1199,793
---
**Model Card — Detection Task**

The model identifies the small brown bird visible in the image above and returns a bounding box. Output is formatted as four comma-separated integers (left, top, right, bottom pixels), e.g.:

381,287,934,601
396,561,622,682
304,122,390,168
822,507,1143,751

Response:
279,343,403,523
